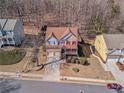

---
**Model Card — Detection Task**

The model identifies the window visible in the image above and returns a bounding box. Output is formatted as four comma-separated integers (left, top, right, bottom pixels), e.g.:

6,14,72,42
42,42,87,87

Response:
2,38,7,44
54,41,55,45
2,38,7,42
8,38,13,41
6,31,11,35
2,31,6,36
66,41,70,45
60,41,64,45
72,49,76,52
72,41,76,45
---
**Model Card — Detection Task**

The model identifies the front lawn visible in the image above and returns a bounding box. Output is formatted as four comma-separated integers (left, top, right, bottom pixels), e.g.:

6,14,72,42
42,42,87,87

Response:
60,56,115,80
0,49,26,65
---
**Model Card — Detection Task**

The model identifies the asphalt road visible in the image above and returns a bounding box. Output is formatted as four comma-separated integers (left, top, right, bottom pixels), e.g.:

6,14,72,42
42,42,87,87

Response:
9,80,118,93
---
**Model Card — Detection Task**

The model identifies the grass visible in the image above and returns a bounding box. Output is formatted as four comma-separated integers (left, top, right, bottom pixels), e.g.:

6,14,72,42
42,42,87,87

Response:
0,49,26,65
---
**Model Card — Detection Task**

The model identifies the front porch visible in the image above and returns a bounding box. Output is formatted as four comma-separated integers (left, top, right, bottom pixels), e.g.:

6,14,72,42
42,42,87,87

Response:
0,37,15,47
61,48,78,58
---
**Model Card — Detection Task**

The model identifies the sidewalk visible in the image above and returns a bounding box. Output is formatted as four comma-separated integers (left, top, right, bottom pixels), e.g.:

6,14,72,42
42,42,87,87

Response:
61,76,117,84
0,72,116,84
0,72,43,78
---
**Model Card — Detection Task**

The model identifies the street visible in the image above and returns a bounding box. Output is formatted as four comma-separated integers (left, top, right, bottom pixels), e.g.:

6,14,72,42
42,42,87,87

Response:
9,80,118,93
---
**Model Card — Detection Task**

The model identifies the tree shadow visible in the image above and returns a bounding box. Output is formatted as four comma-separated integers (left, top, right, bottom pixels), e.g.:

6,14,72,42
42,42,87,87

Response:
21,34,38,48
0,77,21,93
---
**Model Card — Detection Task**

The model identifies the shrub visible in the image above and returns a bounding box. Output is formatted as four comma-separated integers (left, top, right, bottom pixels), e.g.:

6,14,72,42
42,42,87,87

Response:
75,59,80,64
71,58,75,63
112,4,120,14
72,68,80,73
66,57,71,63
80,57,89,65
42,44,46,51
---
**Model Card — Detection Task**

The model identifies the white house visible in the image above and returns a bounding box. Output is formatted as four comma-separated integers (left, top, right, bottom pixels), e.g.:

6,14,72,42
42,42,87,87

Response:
0,19,25,47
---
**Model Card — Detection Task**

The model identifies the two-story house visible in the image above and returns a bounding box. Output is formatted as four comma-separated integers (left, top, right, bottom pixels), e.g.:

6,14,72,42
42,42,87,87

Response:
0,19,25,47
94,34,124,62
45,27,78,59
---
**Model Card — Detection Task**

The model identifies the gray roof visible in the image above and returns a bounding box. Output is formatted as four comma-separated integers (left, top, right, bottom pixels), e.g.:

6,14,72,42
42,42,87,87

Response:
0,19,7,28
0,19,18,31
103,34,124,49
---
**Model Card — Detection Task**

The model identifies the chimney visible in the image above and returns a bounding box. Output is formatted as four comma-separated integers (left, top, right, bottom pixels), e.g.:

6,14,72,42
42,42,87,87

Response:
41,25,47,32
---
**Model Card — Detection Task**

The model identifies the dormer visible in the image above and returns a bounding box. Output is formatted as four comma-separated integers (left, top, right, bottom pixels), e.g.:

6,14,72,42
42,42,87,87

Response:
60,28,77,41
46,32,58,45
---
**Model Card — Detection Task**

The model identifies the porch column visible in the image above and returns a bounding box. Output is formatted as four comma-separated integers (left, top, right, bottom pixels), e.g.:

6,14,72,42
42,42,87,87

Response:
12,38,15,44
6,38,9,45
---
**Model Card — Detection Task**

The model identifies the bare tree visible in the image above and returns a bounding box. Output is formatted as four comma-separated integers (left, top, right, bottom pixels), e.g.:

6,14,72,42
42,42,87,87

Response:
0,0,122,34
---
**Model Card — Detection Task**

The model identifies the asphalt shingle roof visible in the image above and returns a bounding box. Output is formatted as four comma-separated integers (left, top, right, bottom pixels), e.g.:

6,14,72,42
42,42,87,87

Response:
0,19,7,28
0,19,18,31
103,34,124,49
46,27,78,40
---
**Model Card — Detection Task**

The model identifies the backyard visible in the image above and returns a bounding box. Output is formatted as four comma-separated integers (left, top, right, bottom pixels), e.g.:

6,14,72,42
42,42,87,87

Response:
0,49,26,65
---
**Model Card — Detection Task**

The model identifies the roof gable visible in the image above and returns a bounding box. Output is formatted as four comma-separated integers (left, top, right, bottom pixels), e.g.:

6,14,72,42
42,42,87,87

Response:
67,34,77,41
46,27,78,41
47,32,58,41
61,32,73,41
60,28,77,40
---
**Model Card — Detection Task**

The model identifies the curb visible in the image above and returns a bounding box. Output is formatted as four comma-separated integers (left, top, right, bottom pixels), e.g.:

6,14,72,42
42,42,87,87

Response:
0,72,117,84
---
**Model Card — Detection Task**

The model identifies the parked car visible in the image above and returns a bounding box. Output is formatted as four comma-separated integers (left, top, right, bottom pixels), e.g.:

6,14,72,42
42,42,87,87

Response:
107,83,123,90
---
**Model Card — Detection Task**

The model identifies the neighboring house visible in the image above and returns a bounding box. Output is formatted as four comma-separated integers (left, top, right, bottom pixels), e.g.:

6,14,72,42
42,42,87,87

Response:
0,19,25,47
45,27,78,59
94,34,124,62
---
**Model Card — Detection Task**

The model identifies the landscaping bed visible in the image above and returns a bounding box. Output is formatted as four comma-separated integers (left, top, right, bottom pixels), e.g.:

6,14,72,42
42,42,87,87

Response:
0,49,26,65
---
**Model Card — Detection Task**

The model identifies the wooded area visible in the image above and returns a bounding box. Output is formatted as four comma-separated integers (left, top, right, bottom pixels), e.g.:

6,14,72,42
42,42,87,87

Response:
0,0,123,34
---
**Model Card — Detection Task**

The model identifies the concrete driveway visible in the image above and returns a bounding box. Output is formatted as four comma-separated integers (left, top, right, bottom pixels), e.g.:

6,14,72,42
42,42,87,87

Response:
43,55,61,81
106,58,124,85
